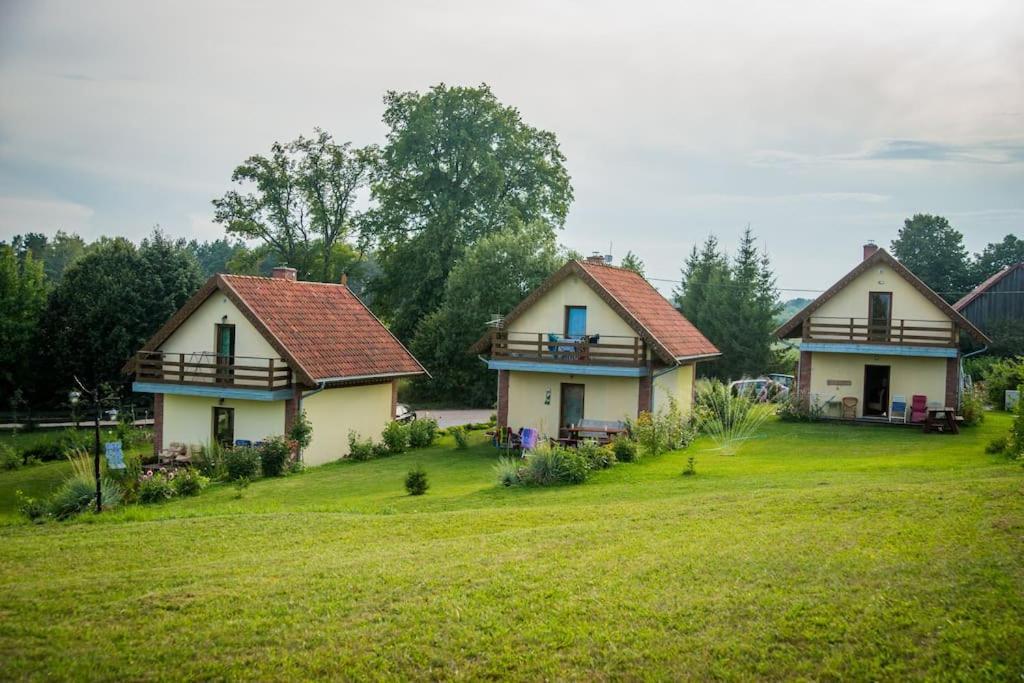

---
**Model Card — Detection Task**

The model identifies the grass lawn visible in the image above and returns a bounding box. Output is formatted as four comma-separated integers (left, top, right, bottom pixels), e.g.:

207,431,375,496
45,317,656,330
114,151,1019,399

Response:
1,416,1022,680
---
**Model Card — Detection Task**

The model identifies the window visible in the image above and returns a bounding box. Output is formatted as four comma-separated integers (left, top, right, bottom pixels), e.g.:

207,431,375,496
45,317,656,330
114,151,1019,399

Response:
564,306,587,338
212,407,235,447
868,292,892,341
215,324,235,384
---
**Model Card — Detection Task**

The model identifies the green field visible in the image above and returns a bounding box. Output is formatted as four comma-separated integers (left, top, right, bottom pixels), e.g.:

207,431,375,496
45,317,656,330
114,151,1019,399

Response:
1,417,1022,680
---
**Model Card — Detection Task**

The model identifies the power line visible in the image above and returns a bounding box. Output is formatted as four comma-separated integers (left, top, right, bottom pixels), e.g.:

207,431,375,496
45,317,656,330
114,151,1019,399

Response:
645,274,1024,297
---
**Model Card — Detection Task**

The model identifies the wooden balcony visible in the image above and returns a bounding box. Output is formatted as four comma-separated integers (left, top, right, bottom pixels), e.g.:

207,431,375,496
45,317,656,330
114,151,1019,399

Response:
134,351,293,390
802,317,958,347
490,331,647,367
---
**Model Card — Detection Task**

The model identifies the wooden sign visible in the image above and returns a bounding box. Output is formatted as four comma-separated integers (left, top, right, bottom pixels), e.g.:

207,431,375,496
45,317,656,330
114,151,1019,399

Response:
826,379,852,387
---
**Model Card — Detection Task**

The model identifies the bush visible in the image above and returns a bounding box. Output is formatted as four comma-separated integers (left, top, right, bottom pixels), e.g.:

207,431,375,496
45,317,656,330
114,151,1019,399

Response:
694,380,774,456
288,410,313,451
224,446,260,481
194,441,227,480
960,386,985,427
408,418,439,448
348,431,376,461
982,356,1024,408
19,441,62,463
16,490,47,522
610,435,639,463
1,443,21,470
258,437,294,477
494,457,522,487
986,435,1009,455
520,444,590,486
576,439,615,470
405,466,429,496
633,412,669,458
56,429,91,457
138,471,176,504
172,468,208,497
1009,396,1024,460
776,392,825,422
382,421,409,455
49,476,123,518
682,455,697,476
451,425,469,450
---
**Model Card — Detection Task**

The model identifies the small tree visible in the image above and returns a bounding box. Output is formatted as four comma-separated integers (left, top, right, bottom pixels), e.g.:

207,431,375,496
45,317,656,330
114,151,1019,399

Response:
405,466,429,496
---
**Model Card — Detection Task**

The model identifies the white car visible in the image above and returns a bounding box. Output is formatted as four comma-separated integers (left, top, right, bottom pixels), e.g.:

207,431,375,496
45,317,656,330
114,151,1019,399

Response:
729,378,789,402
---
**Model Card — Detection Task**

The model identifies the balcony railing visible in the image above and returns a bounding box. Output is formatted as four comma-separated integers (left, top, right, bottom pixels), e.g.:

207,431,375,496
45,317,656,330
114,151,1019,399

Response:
802,317,957,347
490,331,646,366
135,351,293,390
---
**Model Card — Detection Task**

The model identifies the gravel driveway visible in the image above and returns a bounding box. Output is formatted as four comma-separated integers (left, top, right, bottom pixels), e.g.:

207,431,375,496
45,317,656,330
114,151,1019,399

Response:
416,409,492,429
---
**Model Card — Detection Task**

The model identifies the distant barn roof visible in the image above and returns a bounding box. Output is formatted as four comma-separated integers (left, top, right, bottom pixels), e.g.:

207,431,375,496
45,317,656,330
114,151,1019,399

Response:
954,263,1024,311
470,259,720,364
127,274,426,386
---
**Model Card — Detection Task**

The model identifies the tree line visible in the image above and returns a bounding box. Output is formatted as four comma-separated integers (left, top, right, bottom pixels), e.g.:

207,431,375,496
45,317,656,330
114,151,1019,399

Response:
2,83,1020,413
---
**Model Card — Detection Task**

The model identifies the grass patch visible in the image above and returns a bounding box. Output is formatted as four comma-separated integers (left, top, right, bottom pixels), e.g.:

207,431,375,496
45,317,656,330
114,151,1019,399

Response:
0,419,1022,679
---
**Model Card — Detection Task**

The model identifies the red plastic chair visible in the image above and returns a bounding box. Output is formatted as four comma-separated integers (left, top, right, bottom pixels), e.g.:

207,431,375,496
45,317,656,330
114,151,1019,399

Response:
909,395,928,423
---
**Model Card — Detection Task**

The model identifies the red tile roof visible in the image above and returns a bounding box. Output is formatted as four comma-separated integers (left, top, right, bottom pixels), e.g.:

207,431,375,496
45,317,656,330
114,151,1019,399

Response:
131,274,425,386
576,260,720,361
470,259,719,364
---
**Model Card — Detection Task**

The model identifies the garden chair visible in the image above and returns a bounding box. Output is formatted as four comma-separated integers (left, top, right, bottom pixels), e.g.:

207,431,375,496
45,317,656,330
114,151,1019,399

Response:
841,397,858,420
889,395,907,423
519,428,538,454
909,395,928,424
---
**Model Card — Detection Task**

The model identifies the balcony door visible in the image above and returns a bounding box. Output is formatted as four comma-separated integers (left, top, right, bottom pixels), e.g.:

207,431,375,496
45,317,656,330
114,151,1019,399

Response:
564,306,587,339
867,292,892,342
215,323,235,384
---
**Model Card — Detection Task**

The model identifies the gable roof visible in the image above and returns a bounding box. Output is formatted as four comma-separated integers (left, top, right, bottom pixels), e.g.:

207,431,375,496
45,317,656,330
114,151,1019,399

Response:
125,274,426,386
470,259,720,364
774,248,990,344
954,263,1024,312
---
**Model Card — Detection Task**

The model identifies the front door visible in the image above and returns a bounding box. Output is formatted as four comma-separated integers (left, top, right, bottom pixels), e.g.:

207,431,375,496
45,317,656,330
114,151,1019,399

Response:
560,383,585,430
863,365,891,417
212,406,235,446
867,292,892,342
215,324,235,384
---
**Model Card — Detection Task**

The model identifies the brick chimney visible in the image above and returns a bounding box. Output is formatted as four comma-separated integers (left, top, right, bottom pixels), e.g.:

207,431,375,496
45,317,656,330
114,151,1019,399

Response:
340,272,348,286
271,266,297,281
862,242,879,261
585,253,606,264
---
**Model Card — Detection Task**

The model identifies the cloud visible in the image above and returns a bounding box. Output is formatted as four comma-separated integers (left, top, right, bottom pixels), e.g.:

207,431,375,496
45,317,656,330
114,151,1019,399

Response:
673,192,890,207
0,196,94,236
751,138,1024,167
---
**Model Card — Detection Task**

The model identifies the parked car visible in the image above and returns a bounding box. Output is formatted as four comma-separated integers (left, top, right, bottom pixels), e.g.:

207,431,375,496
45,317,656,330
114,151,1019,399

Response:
395,403,417,423
729,377,789,402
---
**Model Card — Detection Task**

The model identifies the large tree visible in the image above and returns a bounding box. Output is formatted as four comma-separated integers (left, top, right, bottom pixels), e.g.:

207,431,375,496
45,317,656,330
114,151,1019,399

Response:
410,221,565,405
362,83,573,341
0,245,46,403
674,228,781,380
971,234,1024,284
213,129,374,282
34,232,202,403
890,214,971,301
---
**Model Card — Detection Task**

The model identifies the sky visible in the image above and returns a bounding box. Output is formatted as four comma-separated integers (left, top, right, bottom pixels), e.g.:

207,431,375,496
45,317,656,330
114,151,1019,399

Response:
0,0,1021,297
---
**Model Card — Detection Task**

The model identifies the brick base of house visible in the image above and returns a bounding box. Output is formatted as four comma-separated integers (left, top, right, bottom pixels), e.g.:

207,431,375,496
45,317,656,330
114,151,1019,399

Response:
798,350,812,408
497,370,509,428
152,393,164,457
391,380,398,420
638,372,652,414
945,357,960,410
284,386,301,435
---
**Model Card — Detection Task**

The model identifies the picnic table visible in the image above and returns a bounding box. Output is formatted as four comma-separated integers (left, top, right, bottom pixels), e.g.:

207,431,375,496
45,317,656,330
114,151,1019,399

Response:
923,407,959,434
559,425,626,447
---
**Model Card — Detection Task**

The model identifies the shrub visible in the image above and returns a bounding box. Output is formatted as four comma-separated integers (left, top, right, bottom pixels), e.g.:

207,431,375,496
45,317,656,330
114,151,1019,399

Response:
694,380,774,456
108,451,142,502
49,475,123,518
19,441,62,463
986,435,1009,455
224,446,260,481
348,431,376,461
451,425,469,450
981,356,1024,408
233,477,251,499
610,435,639,463
16,490,47,522
172,468,208,497
115,421,152,450
1009,396,1024,460
405,466,429,496
382,421,409,455
633,411,669,458
258,437,294,477
682,455,697,476
520,444,590,486
494,457,522,487
138,471,176,504
408,418,439,448
288,410,313,451
960,386,985,427
576,439,615,470
776,392,825,422
194,441,227,480
56,429,91,457
1,443,21,470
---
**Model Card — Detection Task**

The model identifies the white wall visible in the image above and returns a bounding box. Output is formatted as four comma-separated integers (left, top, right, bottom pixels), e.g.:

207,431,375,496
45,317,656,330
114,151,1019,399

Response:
653,364,696,414
816,262,949,322
507,274,641,344
301,382,393,466
507,371,639,439
808,352,948,418
162,394,286,449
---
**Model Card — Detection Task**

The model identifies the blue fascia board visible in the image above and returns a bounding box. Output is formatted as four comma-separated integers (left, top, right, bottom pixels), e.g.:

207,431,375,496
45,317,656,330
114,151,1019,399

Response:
132,382,294,402
485,360,646,377
800,342,957,358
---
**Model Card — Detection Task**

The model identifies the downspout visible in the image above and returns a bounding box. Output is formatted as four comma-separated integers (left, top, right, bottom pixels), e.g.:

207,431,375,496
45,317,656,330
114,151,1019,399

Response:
296,381,328,462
